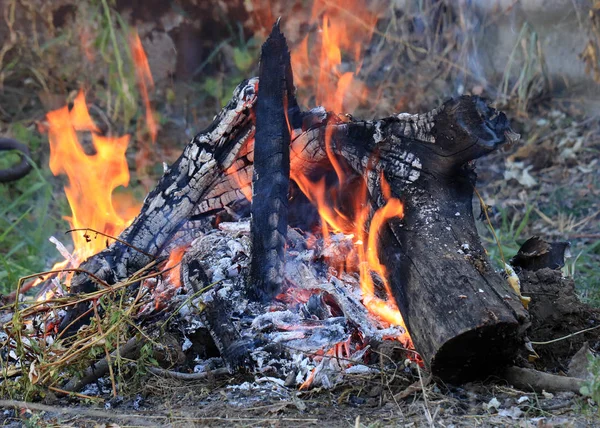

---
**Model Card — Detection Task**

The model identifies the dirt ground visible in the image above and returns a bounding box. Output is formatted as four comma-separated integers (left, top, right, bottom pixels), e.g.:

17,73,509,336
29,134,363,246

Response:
2,377,599,427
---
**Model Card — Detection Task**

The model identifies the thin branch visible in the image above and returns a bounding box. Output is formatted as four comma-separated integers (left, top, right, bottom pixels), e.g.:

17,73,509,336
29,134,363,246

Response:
147,367,229,380
67,228,155,259
530,324,600,345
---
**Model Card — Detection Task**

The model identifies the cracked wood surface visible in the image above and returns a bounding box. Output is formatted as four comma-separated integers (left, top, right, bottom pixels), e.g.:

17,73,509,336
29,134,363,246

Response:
301,97,529,381
60,78,258,332
248,22,293,303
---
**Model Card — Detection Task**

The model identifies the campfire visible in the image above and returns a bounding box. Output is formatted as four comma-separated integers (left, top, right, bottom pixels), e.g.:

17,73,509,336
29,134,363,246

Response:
1,6,597,410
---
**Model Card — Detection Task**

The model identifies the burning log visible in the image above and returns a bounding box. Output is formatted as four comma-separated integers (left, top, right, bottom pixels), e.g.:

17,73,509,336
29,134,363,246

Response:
287,98,530,381
59,79,258,333
373,101,530,381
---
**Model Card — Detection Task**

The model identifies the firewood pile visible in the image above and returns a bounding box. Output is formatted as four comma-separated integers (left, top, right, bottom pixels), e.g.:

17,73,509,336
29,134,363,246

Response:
1,22,599,406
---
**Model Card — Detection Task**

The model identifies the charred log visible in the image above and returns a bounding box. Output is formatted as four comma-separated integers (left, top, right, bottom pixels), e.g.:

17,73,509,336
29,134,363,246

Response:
54,31,530,385
510,236,571,271
248,21,293,303
289,97,530,382
59,79,258,333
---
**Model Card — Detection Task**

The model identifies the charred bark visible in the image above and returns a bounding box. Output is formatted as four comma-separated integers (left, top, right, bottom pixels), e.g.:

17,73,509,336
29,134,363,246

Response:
54,38,529,384
248,21,293,303
59,79,258,333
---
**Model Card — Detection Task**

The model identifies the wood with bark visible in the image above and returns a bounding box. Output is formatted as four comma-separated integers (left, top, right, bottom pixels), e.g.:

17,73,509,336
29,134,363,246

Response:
56,64,528,382
63,337,144,392
286,98,530,381
502,366,584,393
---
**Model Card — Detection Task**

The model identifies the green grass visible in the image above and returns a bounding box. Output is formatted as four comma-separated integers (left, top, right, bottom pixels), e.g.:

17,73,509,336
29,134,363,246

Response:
479,204,600,307
0,124,70,294
572,240,600,306
479,204,534,266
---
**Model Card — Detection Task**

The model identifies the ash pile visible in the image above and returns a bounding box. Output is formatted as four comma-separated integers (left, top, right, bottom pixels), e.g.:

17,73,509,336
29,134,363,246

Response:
170,219,410,390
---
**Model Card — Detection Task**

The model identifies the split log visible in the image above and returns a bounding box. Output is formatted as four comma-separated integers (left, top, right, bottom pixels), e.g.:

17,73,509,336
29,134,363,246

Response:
249,21,294,303
59,79,258,333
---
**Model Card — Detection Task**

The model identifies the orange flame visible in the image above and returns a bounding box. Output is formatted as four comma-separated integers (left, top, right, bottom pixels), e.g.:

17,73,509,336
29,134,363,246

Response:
278,1,407,334
153,245,187,310
45,90,140,276
47,92,139,260
129,30,159,187
288,0,377,111
130,30,157,144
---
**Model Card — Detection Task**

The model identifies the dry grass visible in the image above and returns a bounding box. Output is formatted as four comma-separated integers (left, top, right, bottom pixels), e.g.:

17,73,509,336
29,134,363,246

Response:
0,256,194,401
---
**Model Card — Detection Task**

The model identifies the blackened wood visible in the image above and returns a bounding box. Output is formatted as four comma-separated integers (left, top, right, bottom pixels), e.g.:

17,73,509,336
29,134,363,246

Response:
200,287,254,371
63,337,143,392
59,79,258,333
510,236,571,271
289,97,529,382
248,21,293,302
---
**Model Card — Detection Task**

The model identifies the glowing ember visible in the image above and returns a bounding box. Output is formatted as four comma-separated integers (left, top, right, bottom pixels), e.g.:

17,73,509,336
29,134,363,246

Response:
139,245,187,313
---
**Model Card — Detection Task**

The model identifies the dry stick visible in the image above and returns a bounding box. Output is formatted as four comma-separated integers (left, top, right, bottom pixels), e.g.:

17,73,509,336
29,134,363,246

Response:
0,400,319,424
473,185,507,267
0,400,147,423
502,366,584,394
66,228,155,259
60,281,217,392
47,386,103,402
4,277,39,303
530,324,600,345
63,337,144,392
147,367,229,380
92,300,117,398
416,364,434,426
20,262,170,320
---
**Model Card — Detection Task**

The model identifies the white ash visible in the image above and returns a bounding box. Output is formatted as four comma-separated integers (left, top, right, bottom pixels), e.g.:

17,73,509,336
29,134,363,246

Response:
193,357,224,373
345,364,377,375
218,221,250,234
166,224,409,390
182,337,193,352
